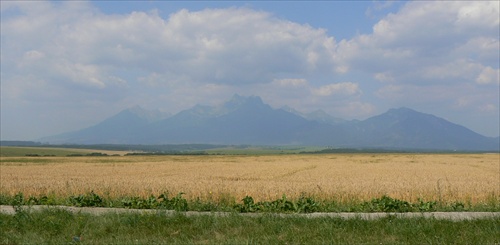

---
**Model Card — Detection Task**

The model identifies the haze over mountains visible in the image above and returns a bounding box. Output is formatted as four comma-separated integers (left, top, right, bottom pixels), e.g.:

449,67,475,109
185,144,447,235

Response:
41,95,499,151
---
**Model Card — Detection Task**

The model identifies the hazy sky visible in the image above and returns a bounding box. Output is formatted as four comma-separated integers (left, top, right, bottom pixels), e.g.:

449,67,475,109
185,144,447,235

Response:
1,1,499,140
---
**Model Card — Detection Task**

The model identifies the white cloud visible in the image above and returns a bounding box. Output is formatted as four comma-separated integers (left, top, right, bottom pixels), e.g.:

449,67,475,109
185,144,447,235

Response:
479,103,497,112
476,66,500,85
337,102,376,118
377,83,499,118
454,37,499,64
375,85,404,100
336,1,499,85
456,2,500,29
313,82,361,97
374,72,395,83
21,50,45,63
272,78,308,87
455,97,470,108
421,59,484,82
2,3,343,105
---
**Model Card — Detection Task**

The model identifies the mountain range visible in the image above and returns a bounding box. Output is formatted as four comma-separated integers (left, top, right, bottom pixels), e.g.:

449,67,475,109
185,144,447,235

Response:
41,94,499,151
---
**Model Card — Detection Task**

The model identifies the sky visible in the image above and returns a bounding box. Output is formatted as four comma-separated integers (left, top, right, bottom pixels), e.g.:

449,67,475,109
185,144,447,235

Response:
1,0,499,140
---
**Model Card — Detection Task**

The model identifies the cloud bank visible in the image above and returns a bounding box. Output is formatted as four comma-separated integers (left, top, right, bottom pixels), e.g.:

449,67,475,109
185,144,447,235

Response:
1,1,498,139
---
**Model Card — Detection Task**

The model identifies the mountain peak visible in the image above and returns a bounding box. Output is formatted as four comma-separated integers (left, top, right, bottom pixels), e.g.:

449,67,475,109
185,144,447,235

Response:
228,94,263,103
126,105,147,115
224,94,265,111
171,94,268,121
281,105,302,115
229,94,245,103
382,107,428,119
366,107,425,125
281,106,346,125
387,107,419,114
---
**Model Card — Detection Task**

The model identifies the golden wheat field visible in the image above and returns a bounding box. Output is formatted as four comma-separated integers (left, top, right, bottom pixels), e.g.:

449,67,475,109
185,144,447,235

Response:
1,154,498,204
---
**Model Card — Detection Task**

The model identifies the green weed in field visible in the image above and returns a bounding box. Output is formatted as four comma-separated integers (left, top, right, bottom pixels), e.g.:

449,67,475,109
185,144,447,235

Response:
2,191,499,213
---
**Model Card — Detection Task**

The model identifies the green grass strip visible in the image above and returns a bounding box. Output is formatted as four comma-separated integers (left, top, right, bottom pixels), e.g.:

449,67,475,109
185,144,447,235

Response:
1,208,498,244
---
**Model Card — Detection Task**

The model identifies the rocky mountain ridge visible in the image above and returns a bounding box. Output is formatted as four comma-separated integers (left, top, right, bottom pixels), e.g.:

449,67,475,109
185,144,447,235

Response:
41,95,499,151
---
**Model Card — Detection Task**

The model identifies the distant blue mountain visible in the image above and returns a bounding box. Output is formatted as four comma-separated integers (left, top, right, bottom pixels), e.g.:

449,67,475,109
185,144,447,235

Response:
41,106,170,144
353,107,498,150
143,95,312,144
282,106,346,125
41,95,499,151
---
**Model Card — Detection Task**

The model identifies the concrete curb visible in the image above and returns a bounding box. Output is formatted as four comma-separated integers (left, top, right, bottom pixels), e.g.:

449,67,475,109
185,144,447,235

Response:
1,205,499,221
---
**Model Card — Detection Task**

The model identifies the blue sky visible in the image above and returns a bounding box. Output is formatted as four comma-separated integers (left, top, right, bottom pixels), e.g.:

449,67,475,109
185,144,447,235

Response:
1,1,499,140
